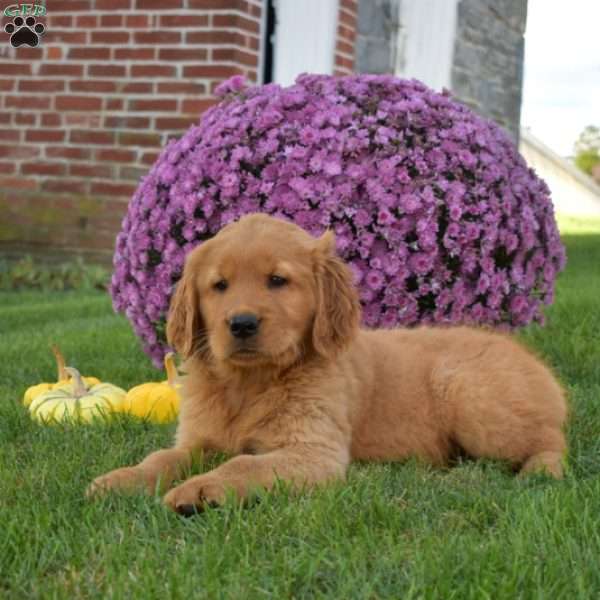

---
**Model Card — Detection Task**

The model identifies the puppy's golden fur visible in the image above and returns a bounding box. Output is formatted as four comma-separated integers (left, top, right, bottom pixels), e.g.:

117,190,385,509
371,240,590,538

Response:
89,214,568,512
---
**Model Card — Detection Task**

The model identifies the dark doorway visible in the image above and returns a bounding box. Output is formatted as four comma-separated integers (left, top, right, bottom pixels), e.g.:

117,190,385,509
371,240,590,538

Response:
262,0,276,83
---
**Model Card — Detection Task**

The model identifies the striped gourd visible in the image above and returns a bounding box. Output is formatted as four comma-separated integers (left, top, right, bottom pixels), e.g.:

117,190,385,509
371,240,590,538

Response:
29,367,126,424
23,345,101,407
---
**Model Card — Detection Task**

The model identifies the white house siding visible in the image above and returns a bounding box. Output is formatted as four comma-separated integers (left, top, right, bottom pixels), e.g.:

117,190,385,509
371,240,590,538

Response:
520,129,600,217
395,0,459,91
272,0,340,86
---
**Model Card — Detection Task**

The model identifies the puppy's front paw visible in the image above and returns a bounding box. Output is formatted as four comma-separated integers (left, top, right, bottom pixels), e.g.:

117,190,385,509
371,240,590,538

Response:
163,475,228,515
86,466,148,499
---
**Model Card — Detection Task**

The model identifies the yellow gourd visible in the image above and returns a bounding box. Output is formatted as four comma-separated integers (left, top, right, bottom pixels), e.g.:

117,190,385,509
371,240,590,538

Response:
29,367,126,424
23,345,101,407
121,353,181,423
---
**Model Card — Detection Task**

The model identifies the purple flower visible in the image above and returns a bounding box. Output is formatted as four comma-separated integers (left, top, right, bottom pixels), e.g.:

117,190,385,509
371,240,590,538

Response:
293,177,315,199
214,75,246,97
309,155,323,172
366,270,385,291
377,209,393,225
510,295,529,319
324,159,342,176
409,252,434,276
355,209,372,227
449,204,462,221
111,74,566,367
402,194,420,213
347,164,365,179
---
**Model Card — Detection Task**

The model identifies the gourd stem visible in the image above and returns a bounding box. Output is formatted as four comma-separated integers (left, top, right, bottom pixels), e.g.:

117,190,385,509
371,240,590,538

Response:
52,344,68,380
65,367,87,398
164,352,178,386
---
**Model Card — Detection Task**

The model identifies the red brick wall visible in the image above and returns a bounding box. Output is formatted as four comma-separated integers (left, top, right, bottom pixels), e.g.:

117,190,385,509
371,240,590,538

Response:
0,0,262,263
334,0,357,76
0,0,358,264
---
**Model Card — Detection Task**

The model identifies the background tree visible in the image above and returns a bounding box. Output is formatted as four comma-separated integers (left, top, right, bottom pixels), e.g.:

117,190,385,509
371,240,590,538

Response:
573,125,600,177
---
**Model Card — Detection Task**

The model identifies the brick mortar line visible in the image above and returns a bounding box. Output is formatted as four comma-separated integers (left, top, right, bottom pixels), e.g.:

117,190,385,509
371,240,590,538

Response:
336,29,356,41
13,163,144,170
43,9,262,22
9,93,218,98
338,6,357,19
21,77,254,85
8,98,213,106
43,27,262,34
335,50,355,61
5,136,155,144
9,140,169,148
12,67,257,84
10,84,246,91
22,126,205,133
2,70,243,78
10,129,198,137
0,37,261,56
2,51,260,62
13,173,142,181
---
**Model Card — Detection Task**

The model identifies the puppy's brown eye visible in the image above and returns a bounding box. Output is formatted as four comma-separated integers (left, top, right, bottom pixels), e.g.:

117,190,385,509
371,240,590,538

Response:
213,279,228,292
268,275,288,288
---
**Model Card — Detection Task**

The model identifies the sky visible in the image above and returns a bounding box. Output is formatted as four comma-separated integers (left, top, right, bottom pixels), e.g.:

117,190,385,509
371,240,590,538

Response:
521,0,600,156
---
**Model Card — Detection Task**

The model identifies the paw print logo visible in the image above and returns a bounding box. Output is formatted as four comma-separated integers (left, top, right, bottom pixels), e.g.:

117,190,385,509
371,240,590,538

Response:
4,16,45,48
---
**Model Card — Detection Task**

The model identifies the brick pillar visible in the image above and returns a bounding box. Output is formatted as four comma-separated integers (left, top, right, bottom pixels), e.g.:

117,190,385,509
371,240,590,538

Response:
0,0,262,263
333,0,357,76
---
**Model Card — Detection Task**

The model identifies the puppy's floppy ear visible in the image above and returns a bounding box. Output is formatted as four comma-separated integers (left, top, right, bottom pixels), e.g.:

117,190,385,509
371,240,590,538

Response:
312,230,361,358
166,259,204,360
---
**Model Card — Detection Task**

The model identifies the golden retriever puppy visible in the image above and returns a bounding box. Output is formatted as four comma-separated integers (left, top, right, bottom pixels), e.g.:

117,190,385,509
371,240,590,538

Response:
88,213,568,514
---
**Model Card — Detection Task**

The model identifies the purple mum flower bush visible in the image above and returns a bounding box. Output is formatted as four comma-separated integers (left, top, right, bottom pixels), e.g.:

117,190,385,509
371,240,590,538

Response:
111,74,566,367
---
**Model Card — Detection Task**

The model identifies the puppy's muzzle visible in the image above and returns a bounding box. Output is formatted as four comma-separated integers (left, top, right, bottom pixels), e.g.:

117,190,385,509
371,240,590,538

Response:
229,313,260,339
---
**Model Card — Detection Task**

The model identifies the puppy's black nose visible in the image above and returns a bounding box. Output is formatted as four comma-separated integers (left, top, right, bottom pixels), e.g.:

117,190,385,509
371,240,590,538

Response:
229,313,260,339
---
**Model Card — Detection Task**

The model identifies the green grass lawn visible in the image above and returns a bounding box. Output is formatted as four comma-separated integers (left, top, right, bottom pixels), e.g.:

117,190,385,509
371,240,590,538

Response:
1,218,599,599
